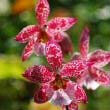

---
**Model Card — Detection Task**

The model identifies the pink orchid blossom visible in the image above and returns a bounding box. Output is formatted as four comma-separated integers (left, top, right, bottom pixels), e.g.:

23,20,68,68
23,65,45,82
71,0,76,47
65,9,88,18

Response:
66,27,110,90
15,0,77,61
23,41,87,110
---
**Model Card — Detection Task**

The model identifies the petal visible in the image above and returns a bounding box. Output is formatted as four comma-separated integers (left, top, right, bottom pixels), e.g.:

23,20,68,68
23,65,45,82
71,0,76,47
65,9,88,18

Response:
89,50,110,68
50,32,64,42
46,41,63,69
83,77,100,90
34,84,54,104
50,89,72,106
80,27,90,58
73,84,87,103
23,65,54,83
16,25,39,43
22,40,34,61
36,0,50,26
34,42,46,56
59,33,73,55
61,60,87,79
46,17,78,37
64,81,87,103
89,67,110,86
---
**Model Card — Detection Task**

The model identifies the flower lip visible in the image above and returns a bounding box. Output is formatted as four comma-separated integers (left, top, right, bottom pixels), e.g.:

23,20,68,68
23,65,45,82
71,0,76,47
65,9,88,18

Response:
50,89,72,106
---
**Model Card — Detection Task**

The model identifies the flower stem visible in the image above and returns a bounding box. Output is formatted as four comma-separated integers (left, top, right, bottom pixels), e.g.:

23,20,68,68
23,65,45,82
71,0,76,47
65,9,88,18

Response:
66,106,69,110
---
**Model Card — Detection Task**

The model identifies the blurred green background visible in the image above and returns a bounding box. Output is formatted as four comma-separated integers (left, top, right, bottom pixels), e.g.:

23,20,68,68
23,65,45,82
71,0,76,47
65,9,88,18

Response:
0,0,110,110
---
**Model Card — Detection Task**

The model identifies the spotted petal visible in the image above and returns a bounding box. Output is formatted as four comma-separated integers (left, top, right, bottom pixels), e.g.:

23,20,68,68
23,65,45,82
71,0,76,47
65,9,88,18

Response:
80,27,90,58
16,25,39,43
23,65,54,83
61,60,87,79
22,40,34,61
34,84,54,104
46,41,63,69
46,17,78,37
89,67,110,86
74,84,87,103
49,32,65,42
89,50,110,68
64,81,87,103
36,0,50,26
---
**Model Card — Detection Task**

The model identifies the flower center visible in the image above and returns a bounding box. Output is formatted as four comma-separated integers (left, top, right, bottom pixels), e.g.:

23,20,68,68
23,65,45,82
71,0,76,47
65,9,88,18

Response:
51,74,68,90
39,31,49,43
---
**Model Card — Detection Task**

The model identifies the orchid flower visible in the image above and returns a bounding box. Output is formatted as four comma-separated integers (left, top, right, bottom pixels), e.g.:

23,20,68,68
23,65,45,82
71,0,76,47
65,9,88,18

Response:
23,41,87,110
65,27,110,90
15,0,77,61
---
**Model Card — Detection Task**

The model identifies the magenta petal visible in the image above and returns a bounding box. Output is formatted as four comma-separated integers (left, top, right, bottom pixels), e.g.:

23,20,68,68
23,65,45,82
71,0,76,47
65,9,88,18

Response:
89,67,110,86
46,41,63,69
80,27,90,58
46,17,78,37
22,40,34,61
59,33,73,55
23,65,54,83
34,84,54,104
61,60,87,78
36,0,50,26
16,25,39,43
74,84,87,103
89,50,110,68
50,32,64,42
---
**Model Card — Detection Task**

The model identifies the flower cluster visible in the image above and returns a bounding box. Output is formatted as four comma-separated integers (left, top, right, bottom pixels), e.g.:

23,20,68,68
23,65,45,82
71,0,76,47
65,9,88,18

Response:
15,0,110,110
16,0,77,61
